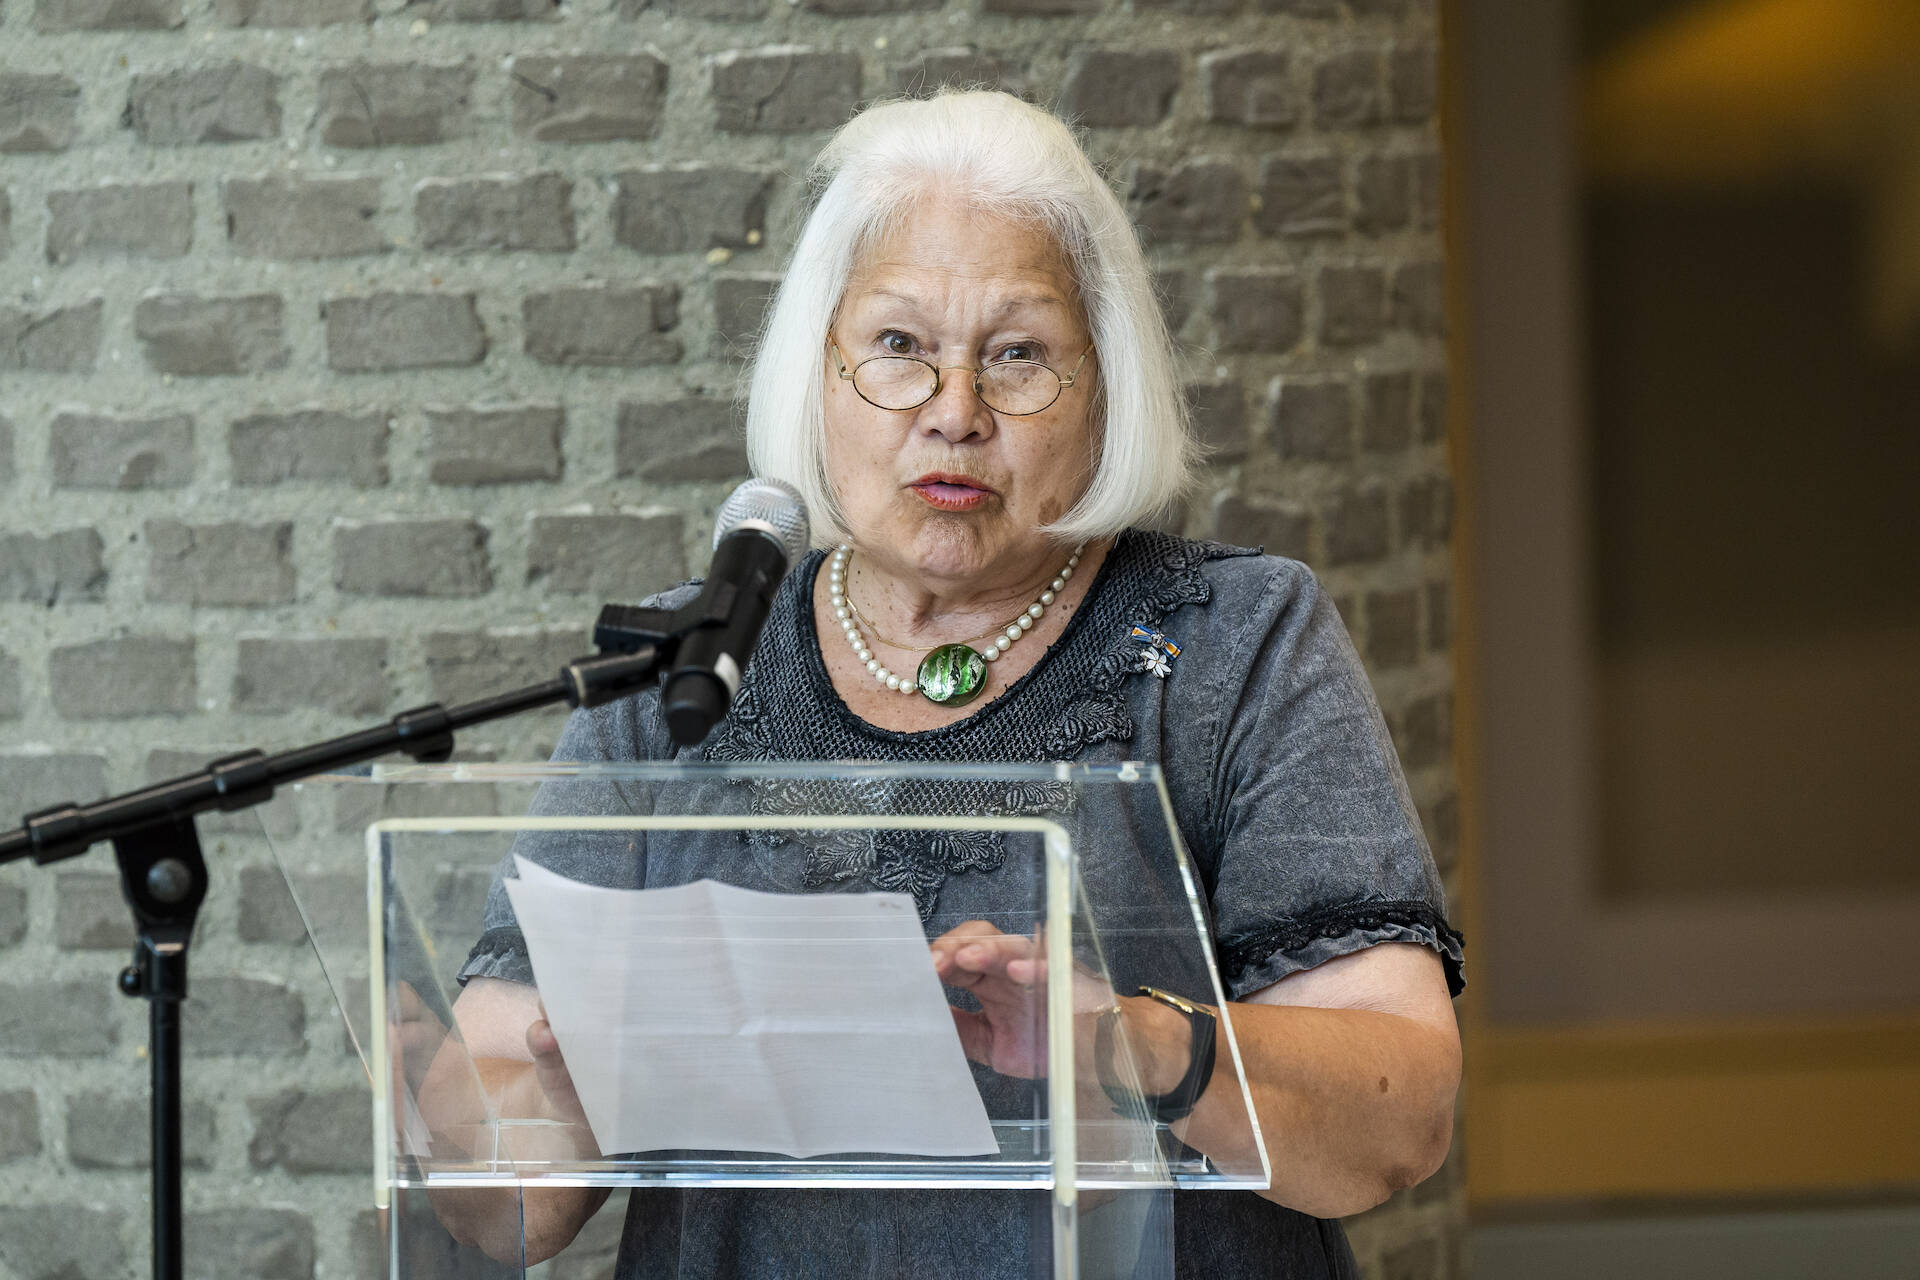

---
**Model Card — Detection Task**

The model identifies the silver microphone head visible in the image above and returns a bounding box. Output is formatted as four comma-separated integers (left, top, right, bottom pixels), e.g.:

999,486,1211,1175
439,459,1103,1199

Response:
713,477,810,565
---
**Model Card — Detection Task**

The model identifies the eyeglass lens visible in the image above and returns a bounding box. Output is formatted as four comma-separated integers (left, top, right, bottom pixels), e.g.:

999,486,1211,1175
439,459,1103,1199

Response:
852,357,1062,415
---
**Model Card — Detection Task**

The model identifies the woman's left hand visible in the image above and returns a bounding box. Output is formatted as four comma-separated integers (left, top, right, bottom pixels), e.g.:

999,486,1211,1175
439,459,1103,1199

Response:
929,921,1116,1078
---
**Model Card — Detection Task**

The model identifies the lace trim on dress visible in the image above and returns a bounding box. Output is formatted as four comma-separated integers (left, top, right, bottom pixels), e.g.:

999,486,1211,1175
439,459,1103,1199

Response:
699,530,1261,919
1219,900,1468,997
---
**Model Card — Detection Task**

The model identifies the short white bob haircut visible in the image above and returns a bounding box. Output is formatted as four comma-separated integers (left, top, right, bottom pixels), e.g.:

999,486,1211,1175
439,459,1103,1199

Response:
746,90,1197,548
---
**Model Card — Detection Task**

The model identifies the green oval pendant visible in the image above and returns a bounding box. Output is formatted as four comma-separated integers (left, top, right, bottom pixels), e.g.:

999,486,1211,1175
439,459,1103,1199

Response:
916,643,988,706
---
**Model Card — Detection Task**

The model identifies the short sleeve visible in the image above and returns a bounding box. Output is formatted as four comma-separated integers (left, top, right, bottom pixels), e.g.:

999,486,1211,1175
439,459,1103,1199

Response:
1201,561,1463,999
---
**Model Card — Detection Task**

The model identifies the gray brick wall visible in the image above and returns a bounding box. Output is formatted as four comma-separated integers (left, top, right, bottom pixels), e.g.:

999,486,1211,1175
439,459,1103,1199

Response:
0,1,1459,1276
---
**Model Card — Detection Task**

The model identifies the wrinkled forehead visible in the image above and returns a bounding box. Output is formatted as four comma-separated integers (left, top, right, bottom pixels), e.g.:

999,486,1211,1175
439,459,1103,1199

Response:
840,194,1084,323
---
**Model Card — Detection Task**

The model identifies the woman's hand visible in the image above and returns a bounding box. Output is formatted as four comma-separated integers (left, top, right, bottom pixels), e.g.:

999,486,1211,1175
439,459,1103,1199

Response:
929,921,1119,1079
522,1003,593,1132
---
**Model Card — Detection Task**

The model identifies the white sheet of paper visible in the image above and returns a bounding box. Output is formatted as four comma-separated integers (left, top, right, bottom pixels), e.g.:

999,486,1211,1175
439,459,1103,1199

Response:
504,858,999,1159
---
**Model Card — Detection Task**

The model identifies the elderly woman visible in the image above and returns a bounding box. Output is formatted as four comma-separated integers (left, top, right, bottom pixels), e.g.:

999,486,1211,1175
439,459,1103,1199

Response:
435,90,1462,1278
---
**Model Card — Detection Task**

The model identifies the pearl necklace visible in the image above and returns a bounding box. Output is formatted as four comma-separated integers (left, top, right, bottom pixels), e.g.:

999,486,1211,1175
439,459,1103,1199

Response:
828,543,1085,706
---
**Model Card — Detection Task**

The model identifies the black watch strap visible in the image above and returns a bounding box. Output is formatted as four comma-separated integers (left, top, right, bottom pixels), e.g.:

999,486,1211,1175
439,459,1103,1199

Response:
1094,986,1218,1124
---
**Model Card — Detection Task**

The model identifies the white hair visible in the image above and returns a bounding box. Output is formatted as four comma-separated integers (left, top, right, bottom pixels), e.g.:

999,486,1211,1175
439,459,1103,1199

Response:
745,90,1196,547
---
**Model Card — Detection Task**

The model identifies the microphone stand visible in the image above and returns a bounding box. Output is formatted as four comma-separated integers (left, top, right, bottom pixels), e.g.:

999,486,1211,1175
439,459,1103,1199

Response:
0,596,709,1280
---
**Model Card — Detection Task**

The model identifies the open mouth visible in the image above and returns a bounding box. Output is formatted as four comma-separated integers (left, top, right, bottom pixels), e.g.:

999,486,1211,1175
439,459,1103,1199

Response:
909,476,993,511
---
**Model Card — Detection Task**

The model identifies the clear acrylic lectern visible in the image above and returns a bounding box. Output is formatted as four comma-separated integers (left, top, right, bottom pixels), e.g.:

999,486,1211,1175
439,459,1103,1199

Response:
272,762,1269,1280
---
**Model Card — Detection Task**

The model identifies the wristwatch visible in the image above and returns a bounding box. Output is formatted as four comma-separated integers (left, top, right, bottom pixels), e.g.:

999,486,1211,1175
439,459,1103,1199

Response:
1093,986,1218,1124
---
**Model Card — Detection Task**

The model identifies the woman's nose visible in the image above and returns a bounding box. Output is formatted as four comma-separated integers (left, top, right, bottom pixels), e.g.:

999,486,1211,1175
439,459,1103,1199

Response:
917,367,995,442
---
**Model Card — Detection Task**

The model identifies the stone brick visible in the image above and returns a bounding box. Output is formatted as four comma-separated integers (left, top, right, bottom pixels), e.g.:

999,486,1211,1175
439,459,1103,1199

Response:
1211,493,1310,561
527,512,688,598
1154,268,1193,333
1135,0,1239,13
511,54,667,143
231,410,391,486
1183,379,1247,464
410,0,557,18
415,173,574,252
1130,162,1243,245
0,529,107,604
1394,692,1451,770
1313,48,1384,127
1393,260,1446,336
0,73,81,153
425,629,585,704
888,50,1020,98
612,166,774,254
0,981,115,1055
1059,51,1179,127
622,0,764,14
1208,269,1304,353
237,865,362,944
616,398,748,483
1254,154,1345,238
0,884,24,946
981,0,1097,14
51,412,193,489
0,1207,128,1279
711,49,860,133
54,871,129,950
1427,579,1450,653
145,519,295,606
0,655,17,720
1272,378,1353,461
135,293,289,375
1414,150,1442,231
1356,154,1412,233
249,1088,371,1172
316,63,474,148
1201,50,1296,128
34,0,181,29
1399,474,1452,549
1421,789,1459,874
1418,370,1448,442
426,404,564,484
1365,588,1421,669
1362,372,1414,452
226,175,386,259
217,0,369,23
317,64,472,147
128,64,282,145
68,1094,210,1169
326,293,487,372
187,1210,314,1280
0,299,102,372
183,977,305,1055
1319,265,1386,347
49,637,196,718
0,1091,37,1164
524,285,679,367
143,747,298,838
713,275,778,356
334,519,492,597
0,195,9,258
0,752,108,817
46,182,194,263
1391,44,1437,124
802,0,934,9
1324,487,1390,565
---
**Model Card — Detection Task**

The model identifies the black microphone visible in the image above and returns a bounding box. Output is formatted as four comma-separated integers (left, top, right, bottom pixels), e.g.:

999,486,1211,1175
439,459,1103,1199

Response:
659,477,810,747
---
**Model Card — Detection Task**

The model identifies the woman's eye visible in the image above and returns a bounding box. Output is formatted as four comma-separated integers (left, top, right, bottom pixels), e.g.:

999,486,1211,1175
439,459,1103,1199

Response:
995,344,1038,363
880,331,914,355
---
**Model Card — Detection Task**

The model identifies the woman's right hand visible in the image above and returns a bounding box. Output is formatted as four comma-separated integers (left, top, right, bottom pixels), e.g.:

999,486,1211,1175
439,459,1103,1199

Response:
522,1003,594,1134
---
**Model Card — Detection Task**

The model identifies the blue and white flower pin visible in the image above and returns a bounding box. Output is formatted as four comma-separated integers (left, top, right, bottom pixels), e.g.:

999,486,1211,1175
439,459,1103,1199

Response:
1129,625,1182,679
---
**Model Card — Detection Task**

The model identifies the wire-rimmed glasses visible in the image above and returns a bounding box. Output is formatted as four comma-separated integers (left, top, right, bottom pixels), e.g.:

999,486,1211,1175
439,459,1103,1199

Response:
829,339,1094,417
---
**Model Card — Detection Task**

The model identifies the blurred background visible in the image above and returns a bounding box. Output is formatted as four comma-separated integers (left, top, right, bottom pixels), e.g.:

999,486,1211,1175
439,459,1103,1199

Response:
1452,0,1920,1274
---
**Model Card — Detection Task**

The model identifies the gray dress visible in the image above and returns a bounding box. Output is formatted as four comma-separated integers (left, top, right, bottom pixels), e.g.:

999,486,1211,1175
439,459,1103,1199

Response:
461,530,1463,1279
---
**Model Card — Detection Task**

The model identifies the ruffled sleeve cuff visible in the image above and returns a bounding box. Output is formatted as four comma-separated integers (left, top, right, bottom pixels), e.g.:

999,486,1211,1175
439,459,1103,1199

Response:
1218,900,1466,1000
457,925,534,987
